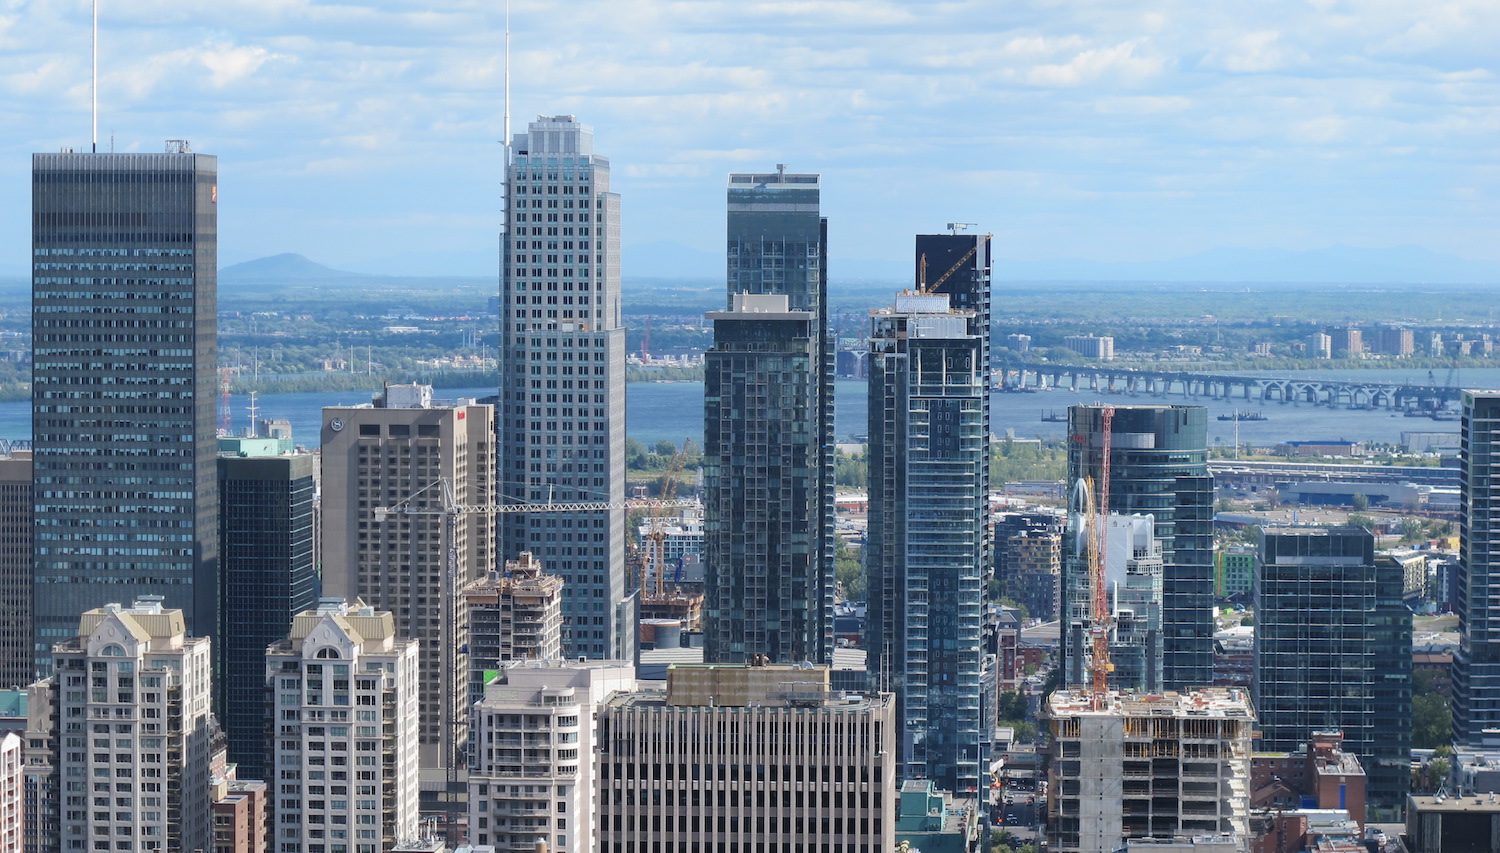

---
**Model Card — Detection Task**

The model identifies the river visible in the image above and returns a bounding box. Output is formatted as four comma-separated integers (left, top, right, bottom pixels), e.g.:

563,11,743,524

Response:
2,368,1494,450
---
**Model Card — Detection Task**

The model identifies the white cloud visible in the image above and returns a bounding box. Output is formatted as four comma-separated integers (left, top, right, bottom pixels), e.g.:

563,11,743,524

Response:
1205,30,1293,73
1024,41,1165,87
0,0,1495,268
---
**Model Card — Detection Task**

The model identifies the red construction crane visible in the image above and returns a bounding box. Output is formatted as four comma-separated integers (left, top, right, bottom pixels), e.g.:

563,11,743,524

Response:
1089,406,1116,709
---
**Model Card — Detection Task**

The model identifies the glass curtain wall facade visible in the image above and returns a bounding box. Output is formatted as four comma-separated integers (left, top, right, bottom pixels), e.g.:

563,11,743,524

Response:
497,116,629,659
1454,391,1500,745
865,293,986,793
1254,526,1411,817
702,296,827,663
1063,405,1213,690
31,150,219,674
217,453,318,779
703,169,833,664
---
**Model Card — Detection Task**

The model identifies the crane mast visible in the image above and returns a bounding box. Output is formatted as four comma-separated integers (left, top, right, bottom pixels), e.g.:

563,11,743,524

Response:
1089,406,1115,710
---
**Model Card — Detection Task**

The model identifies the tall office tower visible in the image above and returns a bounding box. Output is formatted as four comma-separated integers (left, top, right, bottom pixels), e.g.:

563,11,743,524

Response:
596,664,897,852
1045,687,1253,853
49,597,216,853
217,449,318,780
0,452,30,687
265,599,420,852
865,292,987,792
1254,526,1412,817
497,115,629,660
1455,391,1500,748
462,551,565,704
702,294,830,662
321,384,494,773
706,167,834,663
467,660,634,853
31,148,220,674
1063,405,1213,690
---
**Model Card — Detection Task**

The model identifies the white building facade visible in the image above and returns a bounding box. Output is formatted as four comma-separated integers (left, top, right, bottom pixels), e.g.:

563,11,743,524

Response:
50,597,216,853
266,599,420,853
467,660,634,853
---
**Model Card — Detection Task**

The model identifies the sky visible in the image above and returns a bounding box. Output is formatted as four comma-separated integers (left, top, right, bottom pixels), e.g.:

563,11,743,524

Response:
0,0,1496,277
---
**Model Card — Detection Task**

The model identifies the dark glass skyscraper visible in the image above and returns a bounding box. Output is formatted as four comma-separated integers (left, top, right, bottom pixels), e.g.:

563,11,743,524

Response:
703,169,834,664
1254,526,1411,817
497,116,629,659
31,148,219,672
217,451,318,780
866,292,987,793
1063,405,1213,690
1454,391,1500,745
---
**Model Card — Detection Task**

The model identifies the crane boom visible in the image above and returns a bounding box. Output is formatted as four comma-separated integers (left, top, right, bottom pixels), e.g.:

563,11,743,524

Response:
924,233,992,294
375,497,697,520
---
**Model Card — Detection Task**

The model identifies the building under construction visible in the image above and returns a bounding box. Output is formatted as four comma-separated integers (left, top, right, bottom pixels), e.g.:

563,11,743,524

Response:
461,551,564,704
1046,688,1254,853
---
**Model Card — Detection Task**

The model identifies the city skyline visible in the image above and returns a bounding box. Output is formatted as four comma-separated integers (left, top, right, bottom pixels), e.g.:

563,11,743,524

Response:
1,2,1497,279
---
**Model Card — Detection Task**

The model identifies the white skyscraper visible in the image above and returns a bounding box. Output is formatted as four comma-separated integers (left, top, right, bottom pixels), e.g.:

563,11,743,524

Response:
49,597,216,853
467,660,634,852
498,115,630,660
266,599,420,853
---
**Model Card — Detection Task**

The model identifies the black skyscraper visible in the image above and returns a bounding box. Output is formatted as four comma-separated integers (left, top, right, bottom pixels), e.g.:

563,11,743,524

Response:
31,147,219,672
218,452,318,778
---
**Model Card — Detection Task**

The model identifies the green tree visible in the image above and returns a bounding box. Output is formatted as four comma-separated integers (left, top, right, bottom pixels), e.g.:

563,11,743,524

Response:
835,537,864,601
835,450,868,488
998,690,1028,721
1412,693,1453,749
653,439,678,457
997,596,1031,622
1346,513,1376,531
1352,493,1371,511
625,438,649,471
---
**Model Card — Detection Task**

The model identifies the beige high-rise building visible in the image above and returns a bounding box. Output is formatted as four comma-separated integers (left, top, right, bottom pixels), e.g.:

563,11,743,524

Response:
321,384,495,773
596,663,897,853
461,551,564,703
1046,688,1253,853
49,597,217,853
266,599,420,853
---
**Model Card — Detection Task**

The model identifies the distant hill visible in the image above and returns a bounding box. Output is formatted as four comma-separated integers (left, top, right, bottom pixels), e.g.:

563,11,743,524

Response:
216,245,1500,287
995,245,1500,285
220,253,366,281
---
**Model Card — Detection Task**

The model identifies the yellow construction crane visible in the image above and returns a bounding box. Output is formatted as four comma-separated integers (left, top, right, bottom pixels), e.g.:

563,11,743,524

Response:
638,440,692,597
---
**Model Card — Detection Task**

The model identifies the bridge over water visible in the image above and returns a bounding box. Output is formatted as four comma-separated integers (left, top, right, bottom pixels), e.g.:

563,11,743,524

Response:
996,364,1464,412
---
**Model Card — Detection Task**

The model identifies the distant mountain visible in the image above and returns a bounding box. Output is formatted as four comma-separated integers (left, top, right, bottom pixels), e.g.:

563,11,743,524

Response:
217,245,1500,287
220,253,366,281
996,245,1500,285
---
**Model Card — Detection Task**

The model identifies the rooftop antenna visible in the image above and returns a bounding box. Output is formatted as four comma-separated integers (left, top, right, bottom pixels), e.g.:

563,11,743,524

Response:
504,0,511,150
91,0,98,152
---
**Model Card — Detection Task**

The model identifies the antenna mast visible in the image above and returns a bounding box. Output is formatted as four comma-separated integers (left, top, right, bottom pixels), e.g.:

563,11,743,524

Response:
91,0,98,152
503,0,511,150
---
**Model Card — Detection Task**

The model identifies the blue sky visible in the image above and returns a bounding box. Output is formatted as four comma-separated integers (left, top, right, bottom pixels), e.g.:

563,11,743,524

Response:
1,0,1496,277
